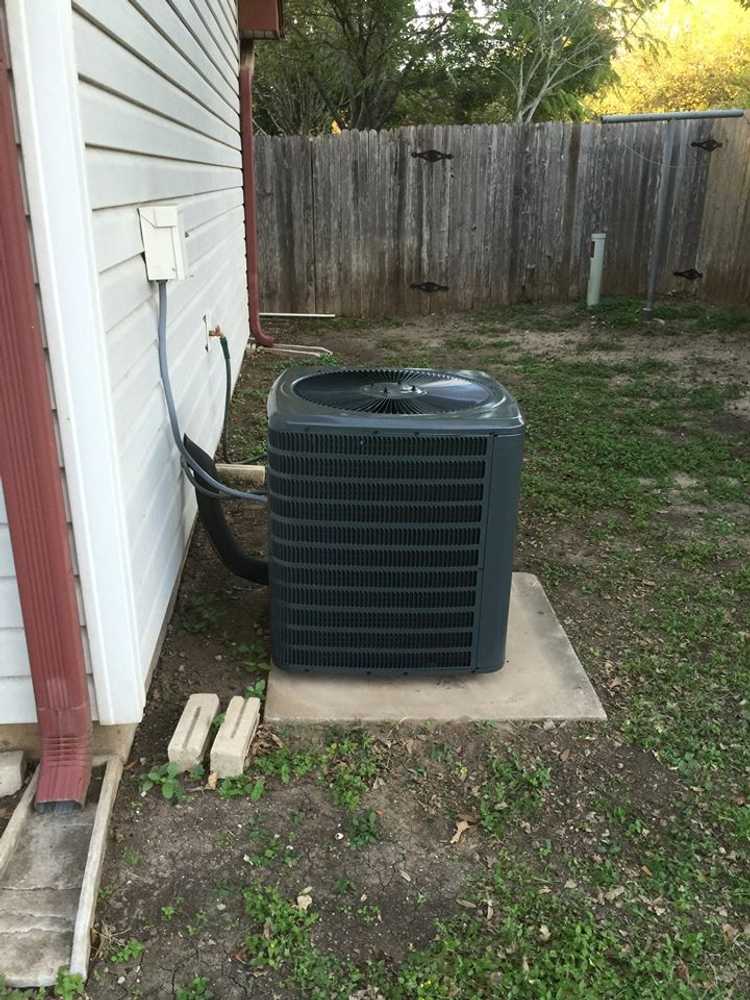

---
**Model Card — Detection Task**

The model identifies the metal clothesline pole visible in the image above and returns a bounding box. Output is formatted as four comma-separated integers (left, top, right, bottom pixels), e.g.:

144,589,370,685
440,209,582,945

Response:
601,108,745,319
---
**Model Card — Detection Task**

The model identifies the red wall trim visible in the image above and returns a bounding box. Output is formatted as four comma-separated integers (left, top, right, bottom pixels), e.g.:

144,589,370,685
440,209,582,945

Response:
240,41,274,348
0,36,91,808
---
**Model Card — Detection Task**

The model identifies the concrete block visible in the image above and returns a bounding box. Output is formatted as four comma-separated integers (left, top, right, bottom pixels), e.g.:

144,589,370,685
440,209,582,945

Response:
167,693,220,772
210,697,260,778
265,573,606,724
0,750,25,798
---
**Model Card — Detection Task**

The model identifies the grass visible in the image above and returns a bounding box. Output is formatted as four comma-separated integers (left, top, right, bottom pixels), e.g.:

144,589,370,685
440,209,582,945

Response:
92,299,750,1000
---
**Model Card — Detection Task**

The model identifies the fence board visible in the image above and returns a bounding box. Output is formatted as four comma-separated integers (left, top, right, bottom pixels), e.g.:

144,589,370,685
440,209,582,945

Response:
255,117,750,316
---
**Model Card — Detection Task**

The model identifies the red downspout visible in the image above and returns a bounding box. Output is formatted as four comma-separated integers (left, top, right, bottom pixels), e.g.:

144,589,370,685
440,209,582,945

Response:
240,39,274,348
0,37,91,811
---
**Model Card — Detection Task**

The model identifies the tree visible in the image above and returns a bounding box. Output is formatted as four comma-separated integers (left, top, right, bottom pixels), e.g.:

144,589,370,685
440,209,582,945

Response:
255,0,449,133
254,0,658,133
394,0,658,125
588,0,750,115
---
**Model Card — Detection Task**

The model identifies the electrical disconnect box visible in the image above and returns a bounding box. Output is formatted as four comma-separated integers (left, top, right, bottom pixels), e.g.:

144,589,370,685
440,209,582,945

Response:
138,205,189,281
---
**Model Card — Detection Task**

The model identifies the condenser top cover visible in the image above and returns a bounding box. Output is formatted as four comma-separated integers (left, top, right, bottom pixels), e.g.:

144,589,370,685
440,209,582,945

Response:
267,367,523,434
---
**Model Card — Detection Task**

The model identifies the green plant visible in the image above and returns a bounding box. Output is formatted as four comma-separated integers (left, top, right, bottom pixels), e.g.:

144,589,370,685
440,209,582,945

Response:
161,904,176,921
0,981,42,999
175,977,213,1000
244,678,266,700
53,970,84,1000
123,847,141,867
479,754,551,836
356,902,382,926
139,761,200,802
242,885,359,996
218,774,265,800
348,809,380,848
177,593,221,634
323,731,380,811
111,938,145,964
243,885,319,971
0,970,83,1000
244,826,297,867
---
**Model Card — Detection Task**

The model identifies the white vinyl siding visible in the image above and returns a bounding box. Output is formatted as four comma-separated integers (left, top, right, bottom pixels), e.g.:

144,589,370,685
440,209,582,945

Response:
0,0,97,723
72,0,248,681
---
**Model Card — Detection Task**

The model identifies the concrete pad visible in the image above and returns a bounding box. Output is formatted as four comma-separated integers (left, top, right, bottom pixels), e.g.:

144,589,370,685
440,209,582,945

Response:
168,693,220,772
265,573,606,723
210,696,260,778
0,750,25,797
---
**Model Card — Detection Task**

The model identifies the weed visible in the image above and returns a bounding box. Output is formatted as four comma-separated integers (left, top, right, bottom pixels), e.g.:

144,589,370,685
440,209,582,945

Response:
244,678,266,700
479,754,551,835
52,971,84,1000
348,809,380,848
242,885,360,998
176,593,221,634
356,903,382,926
110,939,145,964
255,746,320,785
244,826,297,867
175,978,213,1000
139,761,187,802
324,730,380,811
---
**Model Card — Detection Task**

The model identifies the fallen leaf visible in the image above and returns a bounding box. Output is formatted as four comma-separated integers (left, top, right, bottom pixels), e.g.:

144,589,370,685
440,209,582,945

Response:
539,924,551,942
722,923,739,943
400,870,412,883
206,771,218,790
486,899,494,921
450,819,471,845
560,749,571,762
456,899,477,909
676,962,690,983
563,879,577,890
296,894,313,912
605,886,625,902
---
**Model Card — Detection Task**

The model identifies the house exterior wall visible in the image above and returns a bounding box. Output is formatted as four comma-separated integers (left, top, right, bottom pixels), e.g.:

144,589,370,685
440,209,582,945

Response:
72,0,248,687
2,0,248,725
0,0,97,724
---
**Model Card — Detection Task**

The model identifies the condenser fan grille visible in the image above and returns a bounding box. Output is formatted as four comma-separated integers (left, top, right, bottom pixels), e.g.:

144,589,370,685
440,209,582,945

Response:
293,368,493,415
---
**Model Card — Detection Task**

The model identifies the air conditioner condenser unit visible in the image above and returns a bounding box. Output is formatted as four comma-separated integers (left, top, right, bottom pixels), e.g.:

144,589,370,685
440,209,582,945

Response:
265,367,524,676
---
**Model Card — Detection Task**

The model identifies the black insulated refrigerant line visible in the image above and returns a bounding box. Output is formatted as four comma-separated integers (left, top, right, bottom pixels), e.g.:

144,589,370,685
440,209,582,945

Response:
156,279,269,585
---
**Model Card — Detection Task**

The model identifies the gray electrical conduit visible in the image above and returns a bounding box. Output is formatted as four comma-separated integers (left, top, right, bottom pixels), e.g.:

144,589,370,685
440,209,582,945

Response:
156,279,267,505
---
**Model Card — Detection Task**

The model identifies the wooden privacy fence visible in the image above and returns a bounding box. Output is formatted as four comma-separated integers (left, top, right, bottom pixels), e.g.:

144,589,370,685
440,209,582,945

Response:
255,117,750,316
